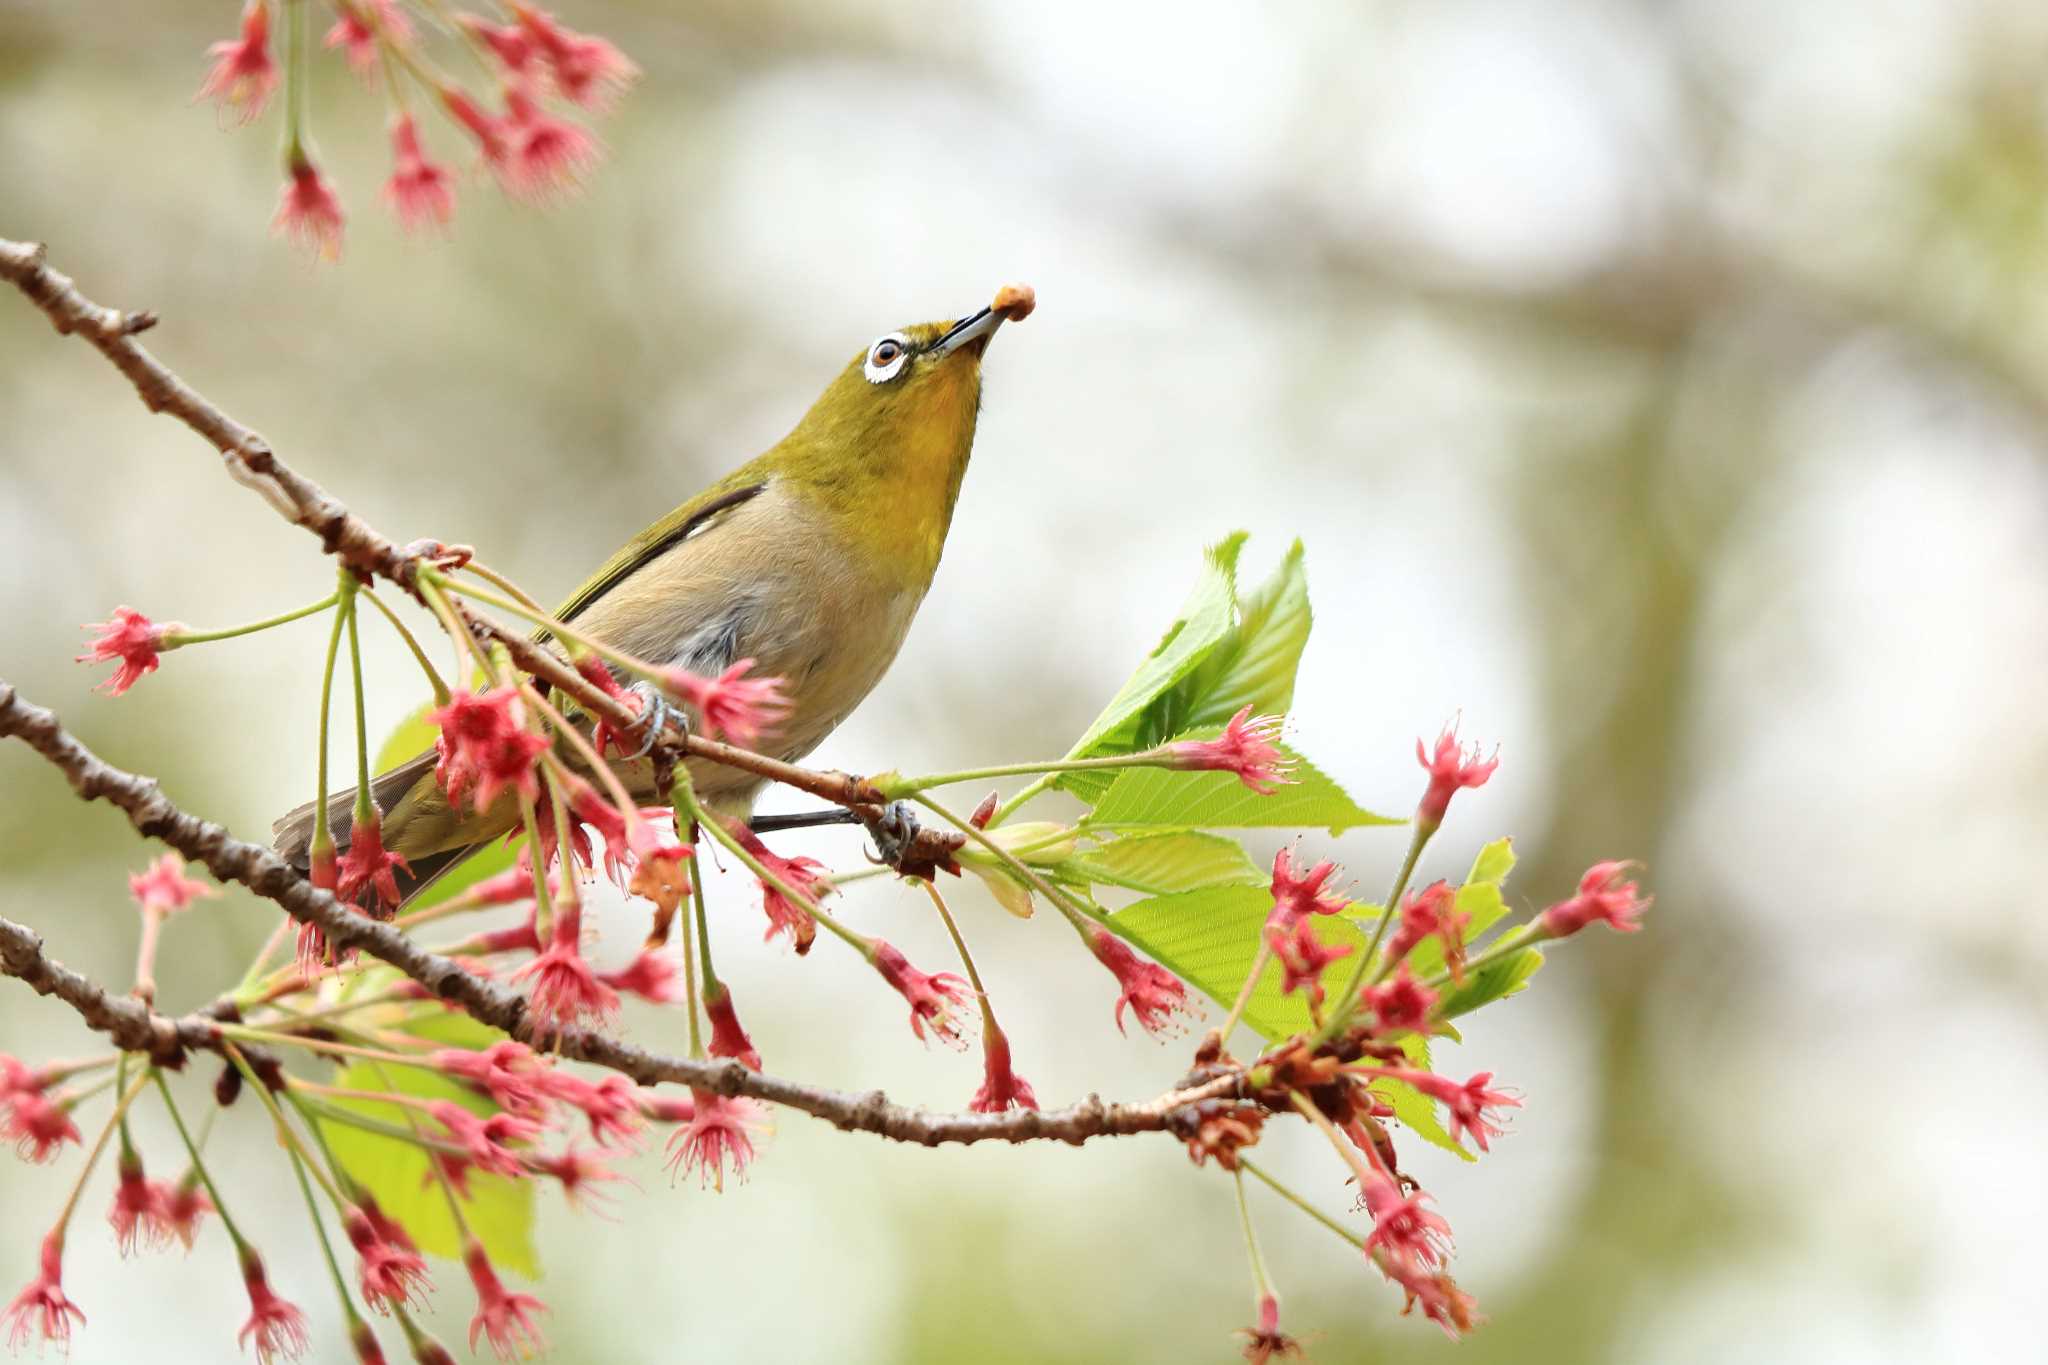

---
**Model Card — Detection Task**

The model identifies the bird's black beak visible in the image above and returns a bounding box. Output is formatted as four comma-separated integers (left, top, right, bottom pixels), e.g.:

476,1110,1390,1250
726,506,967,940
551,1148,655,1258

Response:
928,284,1035,360
928,306,1003,360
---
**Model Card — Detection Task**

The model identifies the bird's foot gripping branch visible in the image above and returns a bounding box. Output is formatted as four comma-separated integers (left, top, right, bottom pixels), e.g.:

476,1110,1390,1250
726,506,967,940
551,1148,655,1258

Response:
1,241,1649,1362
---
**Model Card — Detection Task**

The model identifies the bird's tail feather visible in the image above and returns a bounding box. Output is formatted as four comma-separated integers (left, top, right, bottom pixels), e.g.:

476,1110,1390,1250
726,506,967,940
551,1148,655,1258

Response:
271,749,487,908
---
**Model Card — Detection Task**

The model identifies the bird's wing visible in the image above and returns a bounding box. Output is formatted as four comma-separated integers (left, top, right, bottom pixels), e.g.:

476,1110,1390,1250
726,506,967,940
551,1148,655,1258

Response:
548,474,768,631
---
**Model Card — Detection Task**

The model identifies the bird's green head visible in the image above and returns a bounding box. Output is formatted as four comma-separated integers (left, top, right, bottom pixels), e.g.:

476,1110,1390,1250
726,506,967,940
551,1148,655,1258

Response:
778,284,1035,580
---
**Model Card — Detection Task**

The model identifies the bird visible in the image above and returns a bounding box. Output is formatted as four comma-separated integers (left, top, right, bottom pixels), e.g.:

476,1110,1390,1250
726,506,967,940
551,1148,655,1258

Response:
273,283,1035,906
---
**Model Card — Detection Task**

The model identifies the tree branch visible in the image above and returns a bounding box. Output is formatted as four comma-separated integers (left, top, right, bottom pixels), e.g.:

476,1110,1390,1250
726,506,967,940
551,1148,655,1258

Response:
0,679,1246,1146
0,915,205,1067
0,236,963,864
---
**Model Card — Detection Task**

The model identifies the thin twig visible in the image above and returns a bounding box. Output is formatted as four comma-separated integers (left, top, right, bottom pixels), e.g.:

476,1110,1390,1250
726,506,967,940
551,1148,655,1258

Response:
0,679,1245,1147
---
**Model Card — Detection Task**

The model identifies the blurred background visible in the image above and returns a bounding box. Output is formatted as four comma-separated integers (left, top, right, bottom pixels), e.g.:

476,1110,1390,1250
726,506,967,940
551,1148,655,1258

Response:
4,1,2046,1360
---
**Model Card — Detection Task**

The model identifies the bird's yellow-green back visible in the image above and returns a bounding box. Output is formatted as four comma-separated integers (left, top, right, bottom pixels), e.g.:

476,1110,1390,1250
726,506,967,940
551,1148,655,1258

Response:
274,287,1034,904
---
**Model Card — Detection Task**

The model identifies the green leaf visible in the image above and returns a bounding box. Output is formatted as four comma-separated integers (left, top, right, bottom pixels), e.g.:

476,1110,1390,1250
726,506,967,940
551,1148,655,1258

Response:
1437,946,1545,1020
1166,538,1312,734
374,701,439,775
1066,532,1245,760
1087,741,1397,834
1059,831,1263,895
318,1008,539,1278
1404,839,1516,982
1110,887,1368,1041
1369,1035,1474,1162
1468,836,1516,888
1058,533,1246,800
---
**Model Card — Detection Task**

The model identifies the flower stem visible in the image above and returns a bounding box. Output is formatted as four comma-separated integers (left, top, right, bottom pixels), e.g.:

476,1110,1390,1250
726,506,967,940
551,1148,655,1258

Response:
987,773,1055,829
310,575,351,856
221,1024,429,1069
686,792,870,956
415,573,481,686
1319,819,1433,1043
920,877,1009,1043
1421,922,1544,994
921,880,987,996
51,1070,150,1233
1289,1090,1381,1194
1233,1168,1275,1301
155,1069,251,1251
224,1044,349,1207
168,591,340,646
458,559,547,615
910,793,1114,938
428,572,665,683
286,1142,365,1334
132,906,165,1005
525,688,641,821
1211,941,1276,1051
1238,1157,1366,1251
343,581,373,820
679,845,703,1057
687,833,720,996
283,0,309,162
237,917,297,997
360,587,449,705
514,786,554,942
880,754,1166,798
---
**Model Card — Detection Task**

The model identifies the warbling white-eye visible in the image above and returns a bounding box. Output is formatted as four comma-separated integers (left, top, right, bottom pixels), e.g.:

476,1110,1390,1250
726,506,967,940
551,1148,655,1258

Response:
275,284,1036,901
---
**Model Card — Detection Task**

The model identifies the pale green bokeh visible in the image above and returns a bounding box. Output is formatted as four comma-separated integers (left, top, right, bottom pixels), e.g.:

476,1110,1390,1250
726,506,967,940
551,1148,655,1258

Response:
3,2,2045,1361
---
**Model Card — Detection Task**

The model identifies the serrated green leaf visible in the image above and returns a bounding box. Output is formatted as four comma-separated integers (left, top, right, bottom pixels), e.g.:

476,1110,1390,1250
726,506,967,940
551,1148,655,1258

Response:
1168,538,1312,734
1110,886,1368,1040
1369,1035,1474,1162
1058,534,1246,801
1404,839,1517,981
1468,837,1516,888
1060,831,1263,895
319,1010,538,1278
1087,740,1396,834
1437,946,1544,1020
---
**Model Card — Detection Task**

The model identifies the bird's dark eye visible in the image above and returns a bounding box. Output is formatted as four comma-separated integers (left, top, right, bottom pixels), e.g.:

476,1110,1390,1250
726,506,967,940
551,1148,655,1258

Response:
864,332,912,384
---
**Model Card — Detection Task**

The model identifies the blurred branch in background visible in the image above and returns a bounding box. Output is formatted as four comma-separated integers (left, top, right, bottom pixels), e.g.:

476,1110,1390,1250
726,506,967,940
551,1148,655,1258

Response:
4,2,2047,1361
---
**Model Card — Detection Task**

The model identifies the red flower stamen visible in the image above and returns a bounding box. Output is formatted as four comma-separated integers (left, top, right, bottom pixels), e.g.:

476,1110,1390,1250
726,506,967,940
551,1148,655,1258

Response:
236,1248,309,1364
1267,847,1349,928
1166,705,1293,794
1086,927,1197,1038
382,113,456,233
870,939,974,1048
968,1025,1039,1113
1415,721,1498,832
76,606,177,696
463,1240,548,1360
273,154,346,262
663,1088,767,1191
128,852,217,916
4,1232,83,1353
1539,860,1650,938
703,982,762,1069
336,809,412,915
659,659,790,747
197,1,279,125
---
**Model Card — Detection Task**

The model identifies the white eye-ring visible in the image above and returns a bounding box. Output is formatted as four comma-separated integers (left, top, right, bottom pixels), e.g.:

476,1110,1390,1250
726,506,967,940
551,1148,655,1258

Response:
864,332,911,384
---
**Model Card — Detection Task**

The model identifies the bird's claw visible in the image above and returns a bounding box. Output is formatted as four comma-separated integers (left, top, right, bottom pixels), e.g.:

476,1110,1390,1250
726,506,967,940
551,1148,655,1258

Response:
628,683,689,759
862,801,921,868
861,801,966,882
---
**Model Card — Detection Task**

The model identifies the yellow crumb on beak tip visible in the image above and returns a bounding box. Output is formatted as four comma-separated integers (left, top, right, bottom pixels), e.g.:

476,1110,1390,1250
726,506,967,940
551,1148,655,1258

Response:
992,283,1036,323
